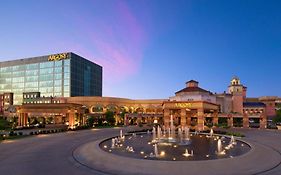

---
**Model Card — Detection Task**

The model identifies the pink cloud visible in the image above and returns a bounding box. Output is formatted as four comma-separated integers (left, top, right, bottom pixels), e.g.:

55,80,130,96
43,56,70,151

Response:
65,1,147,84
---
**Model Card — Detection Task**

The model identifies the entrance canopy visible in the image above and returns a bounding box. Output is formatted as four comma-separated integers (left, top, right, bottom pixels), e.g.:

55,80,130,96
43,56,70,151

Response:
162,101,219,131
16,103,85,128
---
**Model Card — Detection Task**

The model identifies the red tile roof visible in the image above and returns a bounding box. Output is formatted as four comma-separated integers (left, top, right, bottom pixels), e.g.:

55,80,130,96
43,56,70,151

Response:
175,87,211,94
186,80,198,84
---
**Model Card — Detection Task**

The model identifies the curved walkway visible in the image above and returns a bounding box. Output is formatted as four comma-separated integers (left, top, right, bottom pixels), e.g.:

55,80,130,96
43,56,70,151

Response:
0,127,281,175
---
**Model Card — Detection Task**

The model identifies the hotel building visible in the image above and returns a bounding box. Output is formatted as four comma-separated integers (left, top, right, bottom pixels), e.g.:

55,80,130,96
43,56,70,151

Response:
0,53,280,130
0,52,102,105
15,78,281,129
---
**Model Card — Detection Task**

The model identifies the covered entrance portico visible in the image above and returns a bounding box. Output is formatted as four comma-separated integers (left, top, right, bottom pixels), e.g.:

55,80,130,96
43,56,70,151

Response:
16,103,86,129
163,101,219,131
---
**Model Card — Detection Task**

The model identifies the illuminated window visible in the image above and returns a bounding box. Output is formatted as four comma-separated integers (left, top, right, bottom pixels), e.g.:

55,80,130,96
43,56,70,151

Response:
55,61,62,67
64,59,70,66
40,62,54,68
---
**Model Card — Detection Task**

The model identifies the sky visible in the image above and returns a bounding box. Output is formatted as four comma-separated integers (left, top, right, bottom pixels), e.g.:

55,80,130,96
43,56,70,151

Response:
0,0,280,99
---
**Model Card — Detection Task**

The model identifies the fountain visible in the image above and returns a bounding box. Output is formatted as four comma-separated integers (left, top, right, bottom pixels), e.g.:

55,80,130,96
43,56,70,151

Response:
168,128,171,139
157,125,162,139
170,115,175,139
101,124,250,161
167,115,176,142
178,128,183,143
154,144,159,157
225,135,237,150
126,146,134,152
183,149,194,157
111,138,116,148
120,130,125,140
217,139,226,155
152,127,157,142
210,129,214,137
230,135,236,145
184,126,190,140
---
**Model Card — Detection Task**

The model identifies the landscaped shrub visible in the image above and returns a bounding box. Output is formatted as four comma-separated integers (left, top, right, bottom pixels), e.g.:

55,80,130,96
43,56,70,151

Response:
226,132,245,137
30,132,34,135
273,110,281,125
18,132,23,136
0,118,12,130
105,111,116,126
9,131,17,136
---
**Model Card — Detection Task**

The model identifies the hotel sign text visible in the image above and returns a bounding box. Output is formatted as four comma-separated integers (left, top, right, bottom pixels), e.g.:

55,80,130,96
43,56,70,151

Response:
175,103,192,108
48,53,68,61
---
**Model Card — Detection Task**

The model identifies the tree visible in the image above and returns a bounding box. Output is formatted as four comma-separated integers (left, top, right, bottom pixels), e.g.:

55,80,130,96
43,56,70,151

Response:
0,117,12,130
87,116,95,127
273,110,281,125
118,109,127,125
105,111,115,126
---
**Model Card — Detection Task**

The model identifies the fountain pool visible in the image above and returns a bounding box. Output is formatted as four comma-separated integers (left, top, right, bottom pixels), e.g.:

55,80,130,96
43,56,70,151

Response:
100,131,251,161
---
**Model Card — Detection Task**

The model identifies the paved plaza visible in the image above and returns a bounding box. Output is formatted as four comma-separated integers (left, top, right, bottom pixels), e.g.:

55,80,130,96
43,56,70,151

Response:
0,127,281,175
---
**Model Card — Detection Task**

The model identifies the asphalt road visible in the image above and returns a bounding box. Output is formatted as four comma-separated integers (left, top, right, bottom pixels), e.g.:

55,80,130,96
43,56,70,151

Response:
0,127,133,175
0,127,280,175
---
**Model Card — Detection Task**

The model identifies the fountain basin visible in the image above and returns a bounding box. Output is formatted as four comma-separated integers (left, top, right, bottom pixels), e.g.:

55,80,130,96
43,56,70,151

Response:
100,132,251,161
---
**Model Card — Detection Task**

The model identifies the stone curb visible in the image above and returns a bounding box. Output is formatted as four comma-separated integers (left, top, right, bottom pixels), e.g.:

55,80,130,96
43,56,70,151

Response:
73,136,281,175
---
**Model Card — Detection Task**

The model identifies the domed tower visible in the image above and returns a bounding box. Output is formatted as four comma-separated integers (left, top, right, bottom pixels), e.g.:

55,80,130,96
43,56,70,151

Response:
228,76,247,114
228,76,242,93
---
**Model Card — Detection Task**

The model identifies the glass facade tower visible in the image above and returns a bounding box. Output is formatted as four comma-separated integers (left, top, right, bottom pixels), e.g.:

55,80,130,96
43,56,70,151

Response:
0,52,102,104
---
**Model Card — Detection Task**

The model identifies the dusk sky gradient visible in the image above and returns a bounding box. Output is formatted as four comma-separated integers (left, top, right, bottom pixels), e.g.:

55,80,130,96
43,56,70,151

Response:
0,0,280,99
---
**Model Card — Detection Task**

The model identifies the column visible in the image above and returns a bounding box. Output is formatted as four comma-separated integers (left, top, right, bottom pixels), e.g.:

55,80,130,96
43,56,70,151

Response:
124,114,129,126
180,109,186,127
197,108,204,131
164,109,170,128
53,116,57,124
80,113,83,126
76,114,79,126
57,115,63,124
260,114,267,129
82,115,86,125
17,113,22,127
212,111,218,126
23,113,28,126
186,112,191,126
227,114,233,127
68,112,75,129
18,113,27,127
136,114,142,126
243,114,249,128
147,116,153,125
